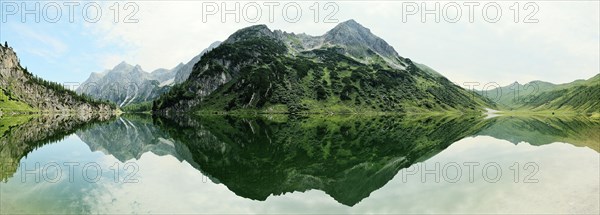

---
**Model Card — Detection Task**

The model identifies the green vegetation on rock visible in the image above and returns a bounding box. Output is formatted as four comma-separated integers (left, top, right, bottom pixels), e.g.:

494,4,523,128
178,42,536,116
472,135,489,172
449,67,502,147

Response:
0,88,36,113
481,74,599,116
1,44,116,114
153,21,493,114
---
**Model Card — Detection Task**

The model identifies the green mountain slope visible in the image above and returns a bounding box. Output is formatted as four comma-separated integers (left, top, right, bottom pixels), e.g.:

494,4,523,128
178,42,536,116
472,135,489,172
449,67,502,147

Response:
480,81,557,109
154,20,493,114
481,74,599,113
0,88,35,113
0,43,116,114
524,74,599,113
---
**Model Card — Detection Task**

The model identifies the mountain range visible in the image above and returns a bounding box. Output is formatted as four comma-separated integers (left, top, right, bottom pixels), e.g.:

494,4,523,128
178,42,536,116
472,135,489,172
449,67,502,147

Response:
77,62,169,107
3,20,596,116
76,41,221,108
481,74,599,113
153,20,493,114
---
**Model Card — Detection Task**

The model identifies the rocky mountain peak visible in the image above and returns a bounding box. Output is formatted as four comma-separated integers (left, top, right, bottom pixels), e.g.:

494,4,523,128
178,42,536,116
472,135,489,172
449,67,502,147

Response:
330,19,364,32
154,21,494,114
174,63,185,70
113,61,132,69
87,71,107,81
224,24,276,44
108,61,146,75
207,41,222,49
323,19,400,61
0,44,20,70
78,41,225,107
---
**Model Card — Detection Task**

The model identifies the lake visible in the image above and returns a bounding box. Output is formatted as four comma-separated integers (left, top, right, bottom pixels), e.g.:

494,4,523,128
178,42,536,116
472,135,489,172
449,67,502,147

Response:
1,114,598,214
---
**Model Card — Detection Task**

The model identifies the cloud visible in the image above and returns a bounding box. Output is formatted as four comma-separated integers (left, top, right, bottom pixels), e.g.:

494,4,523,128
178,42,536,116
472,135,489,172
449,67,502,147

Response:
10,24,68,59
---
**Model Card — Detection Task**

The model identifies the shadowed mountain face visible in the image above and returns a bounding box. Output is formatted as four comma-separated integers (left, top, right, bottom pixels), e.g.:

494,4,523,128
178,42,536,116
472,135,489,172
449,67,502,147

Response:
0,114,112,181
478,116,600,152
153,114,490,206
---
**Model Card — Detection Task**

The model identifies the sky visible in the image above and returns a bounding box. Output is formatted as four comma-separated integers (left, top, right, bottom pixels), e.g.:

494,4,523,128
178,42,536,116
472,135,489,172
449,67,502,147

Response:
1,1,598,90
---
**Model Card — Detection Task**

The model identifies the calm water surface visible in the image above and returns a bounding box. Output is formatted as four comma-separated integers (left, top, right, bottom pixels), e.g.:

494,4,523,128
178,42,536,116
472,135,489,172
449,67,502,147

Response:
1,114,598,214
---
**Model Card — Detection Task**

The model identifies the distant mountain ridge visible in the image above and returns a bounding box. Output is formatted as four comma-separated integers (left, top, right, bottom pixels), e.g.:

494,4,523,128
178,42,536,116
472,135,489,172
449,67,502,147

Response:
77,61,174,107
481,74,599,113
77,41,222,107
221,20,406,69
480,80,558,109
154,20,493,114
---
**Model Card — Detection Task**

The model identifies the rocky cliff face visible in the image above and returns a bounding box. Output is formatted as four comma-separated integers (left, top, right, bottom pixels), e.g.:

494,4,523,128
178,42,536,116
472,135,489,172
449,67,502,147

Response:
220,20,406,68
0,44,114,114
322,20,406,68
76,61,172,107
76,42,222,107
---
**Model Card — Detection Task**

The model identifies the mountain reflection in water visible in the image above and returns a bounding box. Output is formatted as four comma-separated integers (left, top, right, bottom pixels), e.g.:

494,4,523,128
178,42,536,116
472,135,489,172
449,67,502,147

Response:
0,113,598,213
